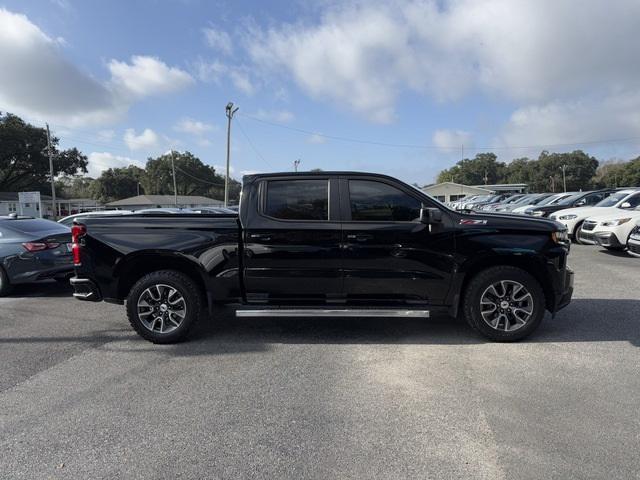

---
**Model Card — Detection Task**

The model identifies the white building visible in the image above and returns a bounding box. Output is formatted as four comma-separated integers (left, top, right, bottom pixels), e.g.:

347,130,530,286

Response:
422,182,494,203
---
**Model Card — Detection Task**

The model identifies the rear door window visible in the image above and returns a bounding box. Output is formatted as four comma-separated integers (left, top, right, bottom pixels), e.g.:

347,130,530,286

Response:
264,179,329,221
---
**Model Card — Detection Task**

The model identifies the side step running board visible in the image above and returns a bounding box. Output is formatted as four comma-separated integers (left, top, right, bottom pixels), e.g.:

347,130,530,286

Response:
235,309,429,318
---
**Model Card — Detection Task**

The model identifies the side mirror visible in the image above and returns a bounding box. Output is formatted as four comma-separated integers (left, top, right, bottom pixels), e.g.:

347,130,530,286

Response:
420,207,442,224
621,202,632,209
576,199,586,206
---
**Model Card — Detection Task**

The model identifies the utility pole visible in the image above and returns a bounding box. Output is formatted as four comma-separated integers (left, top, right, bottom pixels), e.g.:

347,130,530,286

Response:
137,182,140,196
225,102,239,207
46,124,57,220
561,164,567,192
169,150,178,206
294,159,300,172
550,176,555,193
484,168,488,185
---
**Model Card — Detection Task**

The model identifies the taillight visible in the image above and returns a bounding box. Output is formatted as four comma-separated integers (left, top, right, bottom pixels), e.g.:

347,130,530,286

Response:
22,242,60,252
71,224,87,265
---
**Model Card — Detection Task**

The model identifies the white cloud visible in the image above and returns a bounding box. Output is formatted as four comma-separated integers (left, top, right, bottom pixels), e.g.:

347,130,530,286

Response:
498,91,640,150
87,152,143,178
193,58,227,83
246,0,640,122
432,129,472,152
174,118,216,135
109,55,193,99
197,138,213,147
192,58,257,95
307,133,327,144
97,129,115,142
0,8,119,125
203,27,232,55
0,9,195,126
124,128,159,150
229,69,255,95
249,109,295,123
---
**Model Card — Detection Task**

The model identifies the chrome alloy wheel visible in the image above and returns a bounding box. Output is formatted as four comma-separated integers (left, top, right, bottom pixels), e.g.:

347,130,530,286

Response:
480,280,534,332
136,284,187,334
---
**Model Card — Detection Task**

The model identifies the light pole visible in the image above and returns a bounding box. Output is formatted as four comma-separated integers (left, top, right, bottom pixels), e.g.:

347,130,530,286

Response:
46,124,57,220
560,164,567,192
225,102,239,207
170,150,178,206
294,159,300,172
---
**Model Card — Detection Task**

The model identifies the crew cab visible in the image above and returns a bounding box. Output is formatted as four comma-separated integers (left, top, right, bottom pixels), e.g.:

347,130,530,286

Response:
71,172,573,343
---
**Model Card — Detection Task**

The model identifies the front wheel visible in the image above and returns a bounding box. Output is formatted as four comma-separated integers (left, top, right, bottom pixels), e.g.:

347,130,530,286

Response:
126,270,202,343
462,266,546,342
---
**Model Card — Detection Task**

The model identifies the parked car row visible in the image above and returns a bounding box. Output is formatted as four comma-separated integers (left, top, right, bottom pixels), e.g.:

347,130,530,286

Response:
446,187,640,254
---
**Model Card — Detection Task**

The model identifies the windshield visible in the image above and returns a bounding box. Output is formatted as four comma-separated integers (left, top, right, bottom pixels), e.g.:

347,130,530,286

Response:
556,192,586,206
595,191,630,207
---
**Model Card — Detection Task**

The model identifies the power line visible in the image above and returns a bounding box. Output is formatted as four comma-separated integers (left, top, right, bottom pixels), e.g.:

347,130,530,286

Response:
239,113,640,151
235,117,273,168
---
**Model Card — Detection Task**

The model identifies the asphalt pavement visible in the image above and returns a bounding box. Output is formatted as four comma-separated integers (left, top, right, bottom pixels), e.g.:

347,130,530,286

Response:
1,245,639,479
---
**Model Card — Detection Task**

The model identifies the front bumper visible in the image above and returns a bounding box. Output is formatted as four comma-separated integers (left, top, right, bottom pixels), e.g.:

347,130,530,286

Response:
554,267,574,313
593,231,623,248
627,235,640,257
577,228,597,245
70,277,102,301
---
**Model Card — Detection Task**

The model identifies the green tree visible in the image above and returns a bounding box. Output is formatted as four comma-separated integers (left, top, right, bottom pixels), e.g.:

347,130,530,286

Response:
0,112,88,192
55,175,96,199
90,165,145,203
142,151,240,201
437,153,506,185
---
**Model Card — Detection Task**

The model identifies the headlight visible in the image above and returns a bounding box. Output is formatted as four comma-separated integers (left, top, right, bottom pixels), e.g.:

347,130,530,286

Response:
558,214,578,220
552,230,569,243
531,210,545,217
601,218,632,227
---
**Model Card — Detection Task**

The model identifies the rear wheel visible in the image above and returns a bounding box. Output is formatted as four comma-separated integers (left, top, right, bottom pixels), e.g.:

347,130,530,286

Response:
126,270,202,343
462,266,546,342
0,267,12,296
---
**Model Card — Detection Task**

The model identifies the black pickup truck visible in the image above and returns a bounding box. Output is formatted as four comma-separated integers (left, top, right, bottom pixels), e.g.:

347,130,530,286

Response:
71,172,573,343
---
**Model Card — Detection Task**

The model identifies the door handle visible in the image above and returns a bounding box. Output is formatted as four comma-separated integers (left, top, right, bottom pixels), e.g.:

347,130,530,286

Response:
249,233,272,241
346,234,373,242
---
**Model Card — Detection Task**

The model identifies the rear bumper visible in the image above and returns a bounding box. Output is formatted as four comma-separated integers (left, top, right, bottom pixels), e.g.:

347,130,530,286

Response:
70,277,102,301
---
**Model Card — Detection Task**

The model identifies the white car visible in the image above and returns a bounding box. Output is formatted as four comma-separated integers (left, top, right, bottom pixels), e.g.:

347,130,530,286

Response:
512,192,575,215
578,206,640,250
550,189,640,242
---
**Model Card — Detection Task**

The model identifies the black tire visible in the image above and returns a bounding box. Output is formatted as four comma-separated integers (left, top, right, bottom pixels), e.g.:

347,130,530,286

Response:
462,266,546,342
573,221,585,244
0,266,12,296
126,270,202,344
604,246,624,251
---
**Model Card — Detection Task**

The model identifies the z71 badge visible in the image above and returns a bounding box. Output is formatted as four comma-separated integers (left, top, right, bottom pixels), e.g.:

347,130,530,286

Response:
459,219,488,225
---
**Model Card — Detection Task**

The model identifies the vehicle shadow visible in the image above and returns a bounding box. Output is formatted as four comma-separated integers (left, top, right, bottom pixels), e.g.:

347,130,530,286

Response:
172,297,640,351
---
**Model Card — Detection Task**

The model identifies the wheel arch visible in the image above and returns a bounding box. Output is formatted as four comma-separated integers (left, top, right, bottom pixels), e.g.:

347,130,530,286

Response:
114,251,209,305
456,255,555,315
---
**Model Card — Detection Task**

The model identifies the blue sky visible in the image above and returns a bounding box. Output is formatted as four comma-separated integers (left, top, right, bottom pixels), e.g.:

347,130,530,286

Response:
1,0,640,185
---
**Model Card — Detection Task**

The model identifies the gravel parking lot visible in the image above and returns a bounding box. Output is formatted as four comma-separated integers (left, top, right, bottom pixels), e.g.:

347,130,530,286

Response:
1,245,638,479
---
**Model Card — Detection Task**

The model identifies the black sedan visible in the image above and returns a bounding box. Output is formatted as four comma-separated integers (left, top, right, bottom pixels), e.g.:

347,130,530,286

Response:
0,215,73,295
